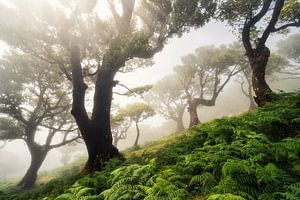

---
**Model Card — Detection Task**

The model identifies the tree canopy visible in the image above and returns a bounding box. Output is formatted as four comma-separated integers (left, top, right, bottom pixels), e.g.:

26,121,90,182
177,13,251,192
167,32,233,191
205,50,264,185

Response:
174,44,242,127
145,75,187,131
111,110,132,147
118,102,155,147
0,51,80,188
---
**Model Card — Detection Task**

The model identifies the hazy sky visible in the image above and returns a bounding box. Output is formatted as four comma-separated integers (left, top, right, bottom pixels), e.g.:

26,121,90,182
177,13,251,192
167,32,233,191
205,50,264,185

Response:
116,20,297,88
116,21,237,87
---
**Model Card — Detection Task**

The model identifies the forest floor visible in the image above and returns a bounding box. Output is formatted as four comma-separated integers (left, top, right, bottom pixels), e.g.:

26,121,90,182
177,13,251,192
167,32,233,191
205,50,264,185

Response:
1,92,300,200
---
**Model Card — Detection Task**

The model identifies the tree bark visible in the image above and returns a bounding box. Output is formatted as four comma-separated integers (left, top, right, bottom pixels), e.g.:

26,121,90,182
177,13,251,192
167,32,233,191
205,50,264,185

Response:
81,125,121,172
133,121,140,147
176,109,185,131
70,45,123,172
81,67,122,172
188,101,200,128
86,68,121,171
249,47,273,107
18,143,47,189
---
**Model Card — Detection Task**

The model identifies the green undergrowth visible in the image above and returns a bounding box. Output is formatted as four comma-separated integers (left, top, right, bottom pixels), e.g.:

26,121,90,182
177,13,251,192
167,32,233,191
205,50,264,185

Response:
36,155,86,184
1,92,300,200
0,156,86,200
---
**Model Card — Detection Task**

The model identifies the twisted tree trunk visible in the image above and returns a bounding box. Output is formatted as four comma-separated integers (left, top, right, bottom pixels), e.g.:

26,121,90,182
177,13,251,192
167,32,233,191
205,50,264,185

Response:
133,121,140,147
18,142,47,189
176,109,185,131
70,45,123,172
249,47,273,106
188,101,200,128
242,71,258,110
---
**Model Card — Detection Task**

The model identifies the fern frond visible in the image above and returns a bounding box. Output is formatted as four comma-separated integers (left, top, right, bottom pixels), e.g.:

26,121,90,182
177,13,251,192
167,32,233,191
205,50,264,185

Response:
189,172,217,194
207,193,246,200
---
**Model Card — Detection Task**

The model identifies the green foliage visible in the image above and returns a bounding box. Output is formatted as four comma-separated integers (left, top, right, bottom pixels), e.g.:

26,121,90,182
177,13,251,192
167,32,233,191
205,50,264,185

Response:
280,182,300,200
0,118,23,140
2,92,300,200
123,85,153,97
218,0,262,26
279,0,300,26
189,172,217,194
118,103,155,123
207,193,246,200
219,0,300,34
144,74,186,127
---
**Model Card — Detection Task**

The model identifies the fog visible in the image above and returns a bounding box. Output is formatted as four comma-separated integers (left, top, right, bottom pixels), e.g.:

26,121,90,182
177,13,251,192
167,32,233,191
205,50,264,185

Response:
0,15,299,184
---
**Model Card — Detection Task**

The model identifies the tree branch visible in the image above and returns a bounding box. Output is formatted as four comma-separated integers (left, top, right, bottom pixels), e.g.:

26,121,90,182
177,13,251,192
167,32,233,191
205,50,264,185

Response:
242,0,273,57
239,76,250,97
70,44,90,128
115,83,136,96
272,21,300,32
29,87,47,124
58,64,72,81
258,0,285,49
109,0,135,34
49,133,82,150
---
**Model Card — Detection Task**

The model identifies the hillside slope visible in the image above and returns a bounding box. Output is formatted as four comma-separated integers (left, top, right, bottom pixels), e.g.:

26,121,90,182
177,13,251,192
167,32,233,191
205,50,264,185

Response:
1,92,300,200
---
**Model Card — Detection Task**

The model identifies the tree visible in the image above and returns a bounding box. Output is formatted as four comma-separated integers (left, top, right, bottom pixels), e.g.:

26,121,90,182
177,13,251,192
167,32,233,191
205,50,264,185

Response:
174,45,242,127
0,0,217,171
219,0,300,106
231,42,289,110
118,103,155,148
111,112,132,148
145,75,187,131
0,52,80,188
238,53,289,110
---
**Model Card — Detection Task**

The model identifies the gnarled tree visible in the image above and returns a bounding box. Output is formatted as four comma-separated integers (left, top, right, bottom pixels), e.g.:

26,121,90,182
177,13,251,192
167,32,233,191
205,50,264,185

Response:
219,0,300,106
174,45,242,127
0,52,80,188
111,111,132,148
231,42,289,110
118,103,155,148
145,75,187,131
0,0,217,171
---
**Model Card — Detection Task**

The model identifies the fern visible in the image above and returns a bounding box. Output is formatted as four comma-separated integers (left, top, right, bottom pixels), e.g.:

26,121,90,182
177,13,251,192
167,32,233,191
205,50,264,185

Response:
279,182,300,200
6,93,300,200
207,193,246,200
293,162,300,175
213,177,239,194
254,162,296,198
145,177,190,200
189,172,217,194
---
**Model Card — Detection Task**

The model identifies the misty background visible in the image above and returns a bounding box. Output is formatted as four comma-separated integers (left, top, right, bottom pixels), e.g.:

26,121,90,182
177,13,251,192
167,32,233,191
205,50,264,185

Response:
0,20,299,181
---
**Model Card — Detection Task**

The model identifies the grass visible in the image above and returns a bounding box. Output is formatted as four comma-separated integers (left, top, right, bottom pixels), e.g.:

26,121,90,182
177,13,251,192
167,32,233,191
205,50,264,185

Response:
1,92,300,200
